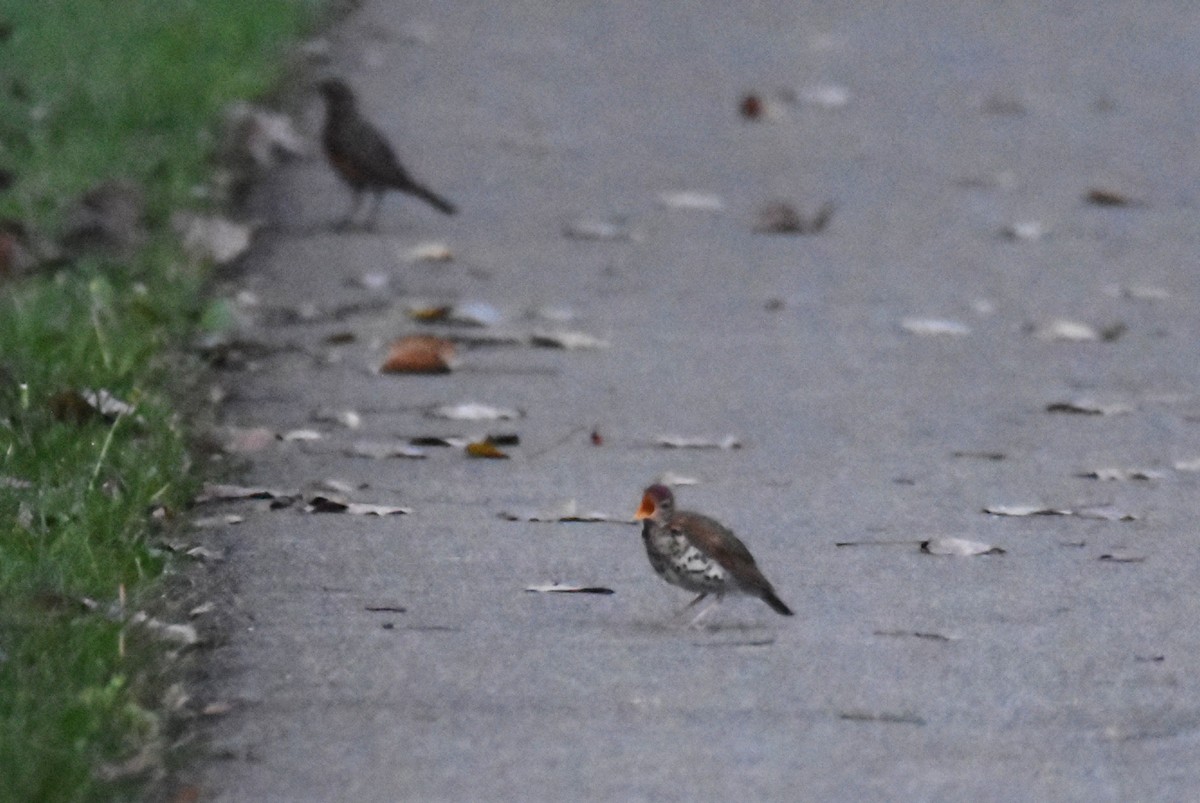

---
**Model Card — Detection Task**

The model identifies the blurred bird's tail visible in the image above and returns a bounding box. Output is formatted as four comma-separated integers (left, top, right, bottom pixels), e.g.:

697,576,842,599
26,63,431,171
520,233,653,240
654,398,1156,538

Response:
762,588,794,616
409,182,457,215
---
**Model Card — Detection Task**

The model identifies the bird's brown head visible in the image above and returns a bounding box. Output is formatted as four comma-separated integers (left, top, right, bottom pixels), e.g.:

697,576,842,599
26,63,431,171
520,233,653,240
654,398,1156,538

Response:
635,484,675,523
318,78,355,108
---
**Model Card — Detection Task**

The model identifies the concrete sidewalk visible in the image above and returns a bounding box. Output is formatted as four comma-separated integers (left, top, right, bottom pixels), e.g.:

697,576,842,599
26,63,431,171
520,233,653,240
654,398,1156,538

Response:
198,2,1200,800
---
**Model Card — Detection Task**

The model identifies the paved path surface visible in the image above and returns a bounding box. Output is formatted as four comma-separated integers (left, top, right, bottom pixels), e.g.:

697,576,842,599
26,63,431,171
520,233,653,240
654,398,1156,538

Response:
198,3,1200,800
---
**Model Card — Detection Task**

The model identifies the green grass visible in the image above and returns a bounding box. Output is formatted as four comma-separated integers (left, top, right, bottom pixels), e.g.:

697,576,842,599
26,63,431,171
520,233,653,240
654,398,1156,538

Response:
0,1,322,799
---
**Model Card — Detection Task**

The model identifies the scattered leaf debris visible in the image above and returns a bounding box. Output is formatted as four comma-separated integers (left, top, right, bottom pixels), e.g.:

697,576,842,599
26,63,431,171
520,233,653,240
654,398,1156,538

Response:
1001,220,1047,241
1099,553,1145,563
380,334,459,374
739,93,769,120
984,504,1137,521
311,407,362,429
839,710,925,726
1086,187,1142,207
280,429,322,442
753,200,834,235
1046,399,1132,416
873,630,952,642
191,514,245,529
304,496,410,515
345,440,427,460
499,500,626,523
194,483,295,504
465,440,509,459
429,402,523,421
525,583,615,595
654,434,742,450
900,317,971,337
1032,319,1100,342
1078,468,1164,482
951,450,1006,461
530,329,610,350
920,537,1005,556
409,300,502,327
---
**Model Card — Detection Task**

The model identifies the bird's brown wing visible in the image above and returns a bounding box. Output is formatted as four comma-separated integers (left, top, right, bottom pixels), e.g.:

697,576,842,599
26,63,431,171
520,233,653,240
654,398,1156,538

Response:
329,114,413,189
669,511,774,589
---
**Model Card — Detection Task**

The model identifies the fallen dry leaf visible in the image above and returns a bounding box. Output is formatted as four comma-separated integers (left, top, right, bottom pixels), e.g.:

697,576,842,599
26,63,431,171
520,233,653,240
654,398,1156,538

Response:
874,630,952,642
311,408,362,429
429,402,522,421
984,504,1136,521
753,200,834,235
194,483,295,503
525,583,614,595
1086,187,1142,207
1046,399,1132,416
465,440,509,459
900,317,971,337
185,546,224,561
920,537,1005,556
409,300,502,327
499,500,623,523
839,710,925,726
345,441,427,460
1078,468,1164,481
380,334,459,374
190,514,244,529
1033,319,1100,342
280,429,322,442
530,329,610,350
304,496,411,515
655,434,742,450
1099,553,1145,563
1001,220,1047,241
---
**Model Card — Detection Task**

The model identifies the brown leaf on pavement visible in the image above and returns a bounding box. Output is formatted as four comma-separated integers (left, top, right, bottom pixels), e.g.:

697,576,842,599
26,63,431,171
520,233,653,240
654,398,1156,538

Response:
465,440,509,459
380,334,458,374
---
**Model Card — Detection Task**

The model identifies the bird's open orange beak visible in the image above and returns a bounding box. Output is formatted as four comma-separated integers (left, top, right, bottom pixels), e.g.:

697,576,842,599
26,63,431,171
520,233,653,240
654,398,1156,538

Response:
634,495,655,520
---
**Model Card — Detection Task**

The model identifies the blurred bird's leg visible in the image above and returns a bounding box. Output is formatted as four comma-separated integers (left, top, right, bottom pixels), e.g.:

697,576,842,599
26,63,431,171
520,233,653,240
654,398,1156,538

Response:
687,595,722,627
676,593,708,618
364,190,385,230
335,189,364,231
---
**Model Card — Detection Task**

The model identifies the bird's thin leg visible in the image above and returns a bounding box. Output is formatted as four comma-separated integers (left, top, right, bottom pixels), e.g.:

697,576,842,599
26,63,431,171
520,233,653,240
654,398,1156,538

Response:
688,595,723,628
365,190,384,230
679,593,708,612
336,190,363,230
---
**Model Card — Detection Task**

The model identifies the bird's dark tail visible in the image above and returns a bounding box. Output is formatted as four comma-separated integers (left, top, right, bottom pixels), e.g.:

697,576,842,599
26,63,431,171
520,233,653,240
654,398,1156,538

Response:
409,182,457,215
762,588,794,616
